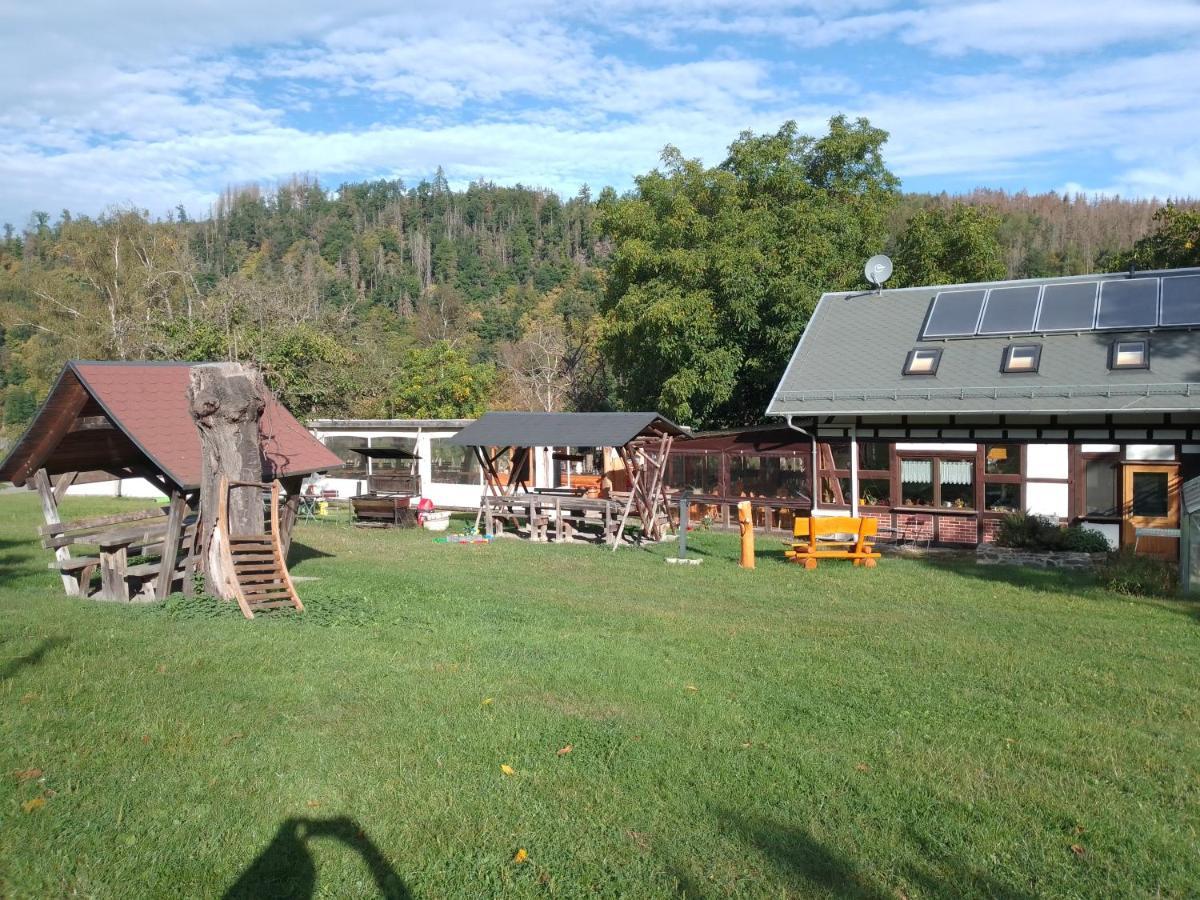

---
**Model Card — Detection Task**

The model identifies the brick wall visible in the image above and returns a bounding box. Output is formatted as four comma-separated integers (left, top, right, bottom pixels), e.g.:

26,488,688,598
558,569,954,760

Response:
981,518,1003,543
895,513,934,542
937,515,979,544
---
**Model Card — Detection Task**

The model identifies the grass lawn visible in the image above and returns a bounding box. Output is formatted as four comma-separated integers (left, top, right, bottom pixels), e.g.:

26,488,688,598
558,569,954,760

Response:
1,493,1198,899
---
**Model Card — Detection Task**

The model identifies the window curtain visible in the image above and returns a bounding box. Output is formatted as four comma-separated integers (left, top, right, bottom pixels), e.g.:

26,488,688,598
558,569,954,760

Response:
941,460,974,485
901,459,932,483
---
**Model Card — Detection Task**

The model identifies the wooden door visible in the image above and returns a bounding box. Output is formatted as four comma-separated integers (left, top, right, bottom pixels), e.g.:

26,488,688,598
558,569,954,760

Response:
1121,463,1179,559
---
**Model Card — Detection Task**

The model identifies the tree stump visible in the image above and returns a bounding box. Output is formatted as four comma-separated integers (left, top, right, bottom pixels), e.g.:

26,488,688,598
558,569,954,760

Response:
188,362,265,598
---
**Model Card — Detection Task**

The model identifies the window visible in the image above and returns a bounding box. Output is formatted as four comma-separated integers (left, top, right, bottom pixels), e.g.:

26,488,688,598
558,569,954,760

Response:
985,483,1020,513
939,459,974,509
1084,457,1119,517
1001,344,1041,373
859,442,889,470
1131,471,1168,517
903,348,942,375
1109,339,1149,370
323,436,367,477
667,454,719,495
858,478,891,508
901,459,934,507
901,456,976,510
369,435,417,472
429,440,481,485
985,444,1020,475
729,454,808,501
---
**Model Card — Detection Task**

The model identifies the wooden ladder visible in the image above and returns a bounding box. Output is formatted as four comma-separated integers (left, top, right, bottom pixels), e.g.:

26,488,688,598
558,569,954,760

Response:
217,477,304,619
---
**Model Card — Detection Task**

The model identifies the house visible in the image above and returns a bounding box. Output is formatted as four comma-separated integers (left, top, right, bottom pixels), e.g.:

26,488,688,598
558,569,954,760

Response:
760,266,1200,556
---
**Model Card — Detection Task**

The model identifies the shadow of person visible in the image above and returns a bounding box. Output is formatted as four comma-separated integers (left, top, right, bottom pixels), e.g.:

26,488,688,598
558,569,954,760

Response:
223,817,410,900
0,637,69,681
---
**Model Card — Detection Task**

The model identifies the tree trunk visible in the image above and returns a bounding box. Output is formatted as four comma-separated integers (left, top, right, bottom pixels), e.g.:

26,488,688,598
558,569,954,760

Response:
188,362,265,598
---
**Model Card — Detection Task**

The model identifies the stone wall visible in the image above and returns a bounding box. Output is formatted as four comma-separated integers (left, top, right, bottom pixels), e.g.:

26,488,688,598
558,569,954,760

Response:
976,543,1108,570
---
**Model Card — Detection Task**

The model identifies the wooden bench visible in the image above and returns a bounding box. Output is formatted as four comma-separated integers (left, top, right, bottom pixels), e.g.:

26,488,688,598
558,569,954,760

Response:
786,515,881,569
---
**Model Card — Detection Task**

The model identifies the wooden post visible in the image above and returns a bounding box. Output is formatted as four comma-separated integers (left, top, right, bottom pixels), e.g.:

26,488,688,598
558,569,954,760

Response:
33,468,80,596
100,545,130,601
154,491,188,600
188,362,266,598
278,475,303,561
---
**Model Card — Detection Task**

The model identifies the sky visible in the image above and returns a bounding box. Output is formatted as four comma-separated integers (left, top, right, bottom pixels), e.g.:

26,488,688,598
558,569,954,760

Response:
3,0,1200,225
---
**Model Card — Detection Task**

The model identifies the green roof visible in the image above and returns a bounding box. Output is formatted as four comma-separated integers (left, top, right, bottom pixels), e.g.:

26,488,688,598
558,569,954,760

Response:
768,267,1200,420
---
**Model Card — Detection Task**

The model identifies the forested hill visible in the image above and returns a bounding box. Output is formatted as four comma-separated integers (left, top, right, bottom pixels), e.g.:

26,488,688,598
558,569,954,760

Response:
2,119,1198,435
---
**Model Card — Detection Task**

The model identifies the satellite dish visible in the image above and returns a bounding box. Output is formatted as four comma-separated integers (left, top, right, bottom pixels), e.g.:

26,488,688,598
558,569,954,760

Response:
865,254,893,289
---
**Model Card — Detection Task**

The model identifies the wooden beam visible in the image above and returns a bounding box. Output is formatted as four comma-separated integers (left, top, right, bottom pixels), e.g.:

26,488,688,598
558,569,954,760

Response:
154,491,188,601
33,468,80,596
278,475,303,560
52,471,76,503
12,378,90,486
68,415,115,433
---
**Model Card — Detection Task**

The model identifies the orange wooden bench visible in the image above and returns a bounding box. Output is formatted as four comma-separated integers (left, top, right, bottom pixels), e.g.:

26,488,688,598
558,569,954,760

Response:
786,515,881,569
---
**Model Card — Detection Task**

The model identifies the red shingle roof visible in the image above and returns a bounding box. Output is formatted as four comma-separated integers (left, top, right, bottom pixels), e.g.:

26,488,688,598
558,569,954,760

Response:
0,361,342,489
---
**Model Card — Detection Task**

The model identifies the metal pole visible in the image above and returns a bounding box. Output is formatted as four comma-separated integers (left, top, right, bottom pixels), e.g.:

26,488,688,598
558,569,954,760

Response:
678,491,691,558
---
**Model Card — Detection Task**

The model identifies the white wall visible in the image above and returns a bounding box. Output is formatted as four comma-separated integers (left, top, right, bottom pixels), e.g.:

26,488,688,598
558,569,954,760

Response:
1079,521,1119,549
1025,481,1070,519
1026,444,1068,479
68,477,165,499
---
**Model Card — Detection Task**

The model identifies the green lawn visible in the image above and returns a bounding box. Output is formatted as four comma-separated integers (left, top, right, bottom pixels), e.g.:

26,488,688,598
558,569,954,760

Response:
1,493,1198,899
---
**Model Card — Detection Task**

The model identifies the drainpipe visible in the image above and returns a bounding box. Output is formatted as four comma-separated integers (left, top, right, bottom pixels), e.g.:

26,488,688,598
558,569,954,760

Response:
849,425,860,516
786,415,820,516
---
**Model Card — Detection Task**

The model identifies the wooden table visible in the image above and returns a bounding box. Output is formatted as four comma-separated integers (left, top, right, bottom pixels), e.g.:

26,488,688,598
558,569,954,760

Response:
66,521,170,601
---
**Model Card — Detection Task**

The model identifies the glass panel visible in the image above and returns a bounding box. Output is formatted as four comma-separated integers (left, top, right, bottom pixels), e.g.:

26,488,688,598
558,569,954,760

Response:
429,440,481,485
905,349,940,374
369,436,418,471
1097,278,1158,329
858,477,891,507
859,442,889,471
978,285,1040,334
1111,341,1147,369
820,475,850,506
923,289,987,337
1160,274,1200,326
824,443,851,470
1085,458,1119,516
1003,345,1040,372
985,444,1020,475
1131,471,1168,518
901,459,934,507
323,436,367,477
985,482,1019,513
1036,281,1098,331
940,459,975,509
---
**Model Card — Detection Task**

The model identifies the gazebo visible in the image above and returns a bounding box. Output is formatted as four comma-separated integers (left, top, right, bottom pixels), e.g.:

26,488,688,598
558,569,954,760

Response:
0,360,342,602
447,411,688,544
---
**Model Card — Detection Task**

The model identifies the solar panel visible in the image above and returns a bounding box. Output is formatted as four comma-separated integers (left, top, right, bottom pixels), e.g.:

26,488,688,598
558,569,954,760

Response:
1096,278,1158,329
922,289,987,338
977,285,1041,334
1035,281,1098,331
1159,275,1200,326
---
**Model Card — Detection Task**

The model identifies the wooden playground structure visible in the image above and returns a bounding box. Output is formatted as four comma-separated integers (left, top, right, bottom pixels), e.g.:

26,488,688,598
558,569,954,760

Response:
216,478,304,618
0,361,341,611
448,412,688,545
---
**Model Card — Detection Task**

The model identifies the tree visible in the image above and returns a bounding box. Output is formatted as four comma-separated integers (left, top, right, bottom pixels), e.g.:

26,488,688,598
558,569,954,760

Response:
1114,205,1200,270
891,203,1006,287
599,116,899,427
389,341,495,419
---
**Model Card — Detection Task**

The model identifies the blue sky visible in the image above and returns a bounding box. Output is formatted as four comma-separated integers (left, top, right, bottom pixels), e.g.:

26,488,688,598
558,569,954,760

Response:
3,0,1199,225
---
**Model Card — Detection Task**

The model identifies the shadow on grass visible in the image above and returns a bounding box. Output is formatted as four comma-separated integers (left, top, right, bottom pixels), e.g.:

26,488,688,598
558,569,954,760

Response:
0,637,69,680
715,811,1036,900
916,556,1200,624
286,541,335,566
224,817,409,900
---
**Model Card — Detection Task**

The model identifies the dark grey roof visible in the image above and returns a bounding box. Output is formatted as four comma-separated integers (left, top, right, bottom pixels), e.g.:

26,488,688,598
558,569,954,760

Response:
768,267,1200,419
447,412,687,447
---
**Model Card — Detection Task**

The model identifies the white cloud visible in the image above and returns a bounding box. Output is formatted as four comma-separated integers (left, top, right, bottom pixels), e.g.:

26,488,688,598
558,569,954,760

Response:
1,0,1198,223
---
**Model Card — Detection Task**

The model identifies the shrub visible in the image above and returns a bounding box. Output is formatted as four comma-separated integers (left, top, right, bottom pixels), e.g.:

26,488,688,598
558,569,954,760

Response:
1059,527,1113,553
995,511,1112,553
1098,550,1178,597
